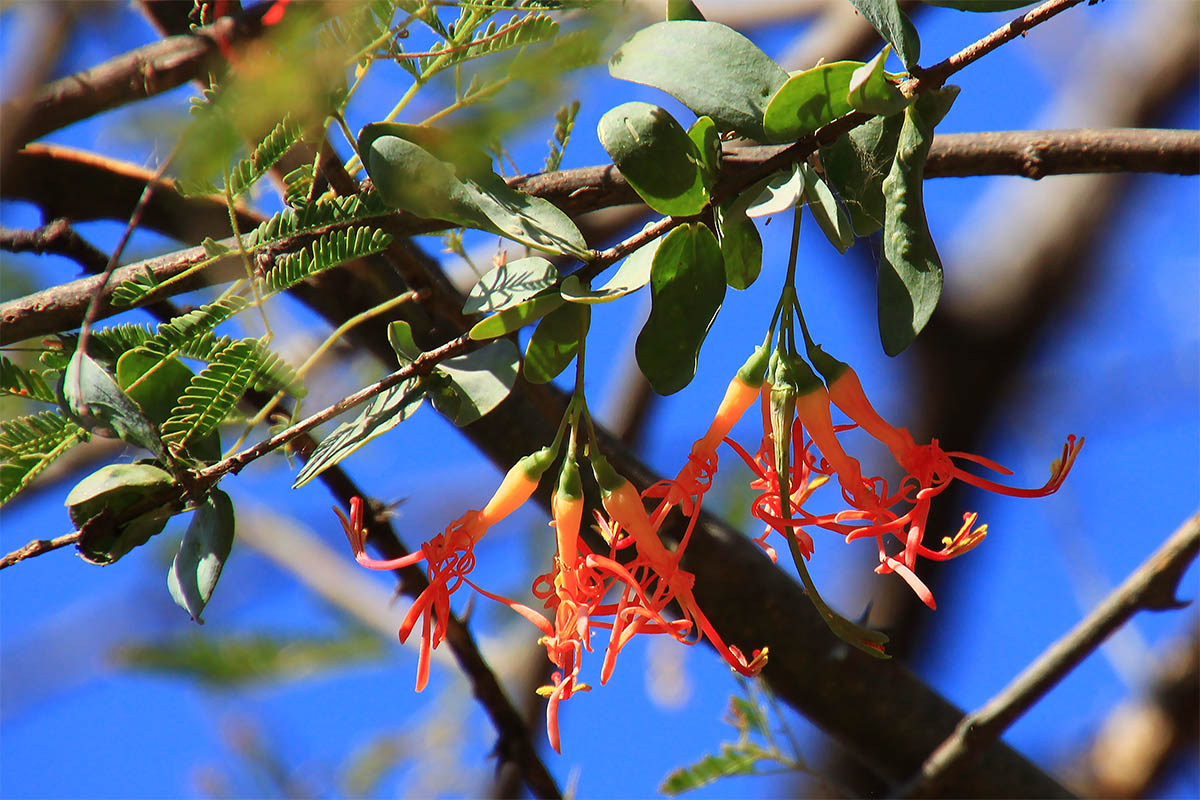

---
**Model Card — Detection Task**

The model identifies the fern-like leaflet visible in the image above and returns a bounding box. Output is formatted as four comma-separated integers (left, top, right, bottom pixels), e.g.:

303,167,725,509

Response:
0,412,86,505
2,357,57,403
161,339,261,449
261,226,392,295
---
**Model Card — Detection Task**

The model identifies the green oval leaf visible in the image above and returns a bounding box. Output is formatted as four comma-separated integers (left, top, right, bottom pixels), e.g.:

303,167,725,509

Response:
763,61,862,143
167,489,235,623
717,200,762,290
848,46,909,117
429,339,520,426
635,223,726,395
848,0,920,70
359,124,589,258
524,302,589,384
292,377,426,489
560,237,660,304
598,102,709,217
463,257,560,315
609,21,788,142
65,463,174,565
387,321,421,365
688,116,721,190
800,163,855,254
469,293,564,341
878,87,959,356
61,349,163,457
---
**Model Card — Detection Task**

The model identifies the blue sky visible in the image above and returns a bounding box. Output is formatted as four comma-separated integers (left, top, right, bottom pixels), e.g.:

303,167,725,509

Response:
2,2,1197,798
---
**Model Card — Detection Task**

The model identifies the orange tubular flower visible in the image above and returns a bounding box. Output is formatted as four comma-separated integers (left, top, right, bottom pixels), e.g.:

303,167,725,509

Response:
335,447,555,691
589,456,768,685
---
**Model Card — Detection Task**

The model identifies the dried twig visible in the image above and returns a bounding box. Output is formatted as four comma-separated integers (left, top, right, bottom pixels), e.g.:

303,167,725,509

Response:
894,512,1200,798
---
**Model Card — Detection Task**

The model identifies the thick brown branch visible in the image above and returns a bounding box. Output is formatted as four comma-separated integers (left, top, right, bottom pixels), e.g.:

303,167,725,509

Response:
896,512,1200,798
5,126,1192,347
1,9,278,149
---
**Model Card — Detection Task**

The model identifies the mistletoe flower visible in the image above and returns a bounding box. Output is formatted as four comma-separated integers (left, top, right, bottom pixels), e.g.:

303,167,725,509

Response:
660,346,770,513
336,447,554,690
589,456,768,685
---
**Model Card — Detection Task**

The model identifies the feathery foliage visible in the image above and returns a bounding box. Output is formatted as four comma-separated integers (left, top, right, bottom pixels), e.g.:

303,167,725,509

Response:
0,412,86,505
260,226,392,295
1,357,57,403
161,339,262,449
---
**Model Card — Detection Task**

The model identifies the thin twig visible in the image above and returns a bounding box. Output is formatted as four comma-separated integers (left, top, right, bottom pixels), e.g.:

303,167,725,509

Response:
0,531,81,569
894,511,1200,799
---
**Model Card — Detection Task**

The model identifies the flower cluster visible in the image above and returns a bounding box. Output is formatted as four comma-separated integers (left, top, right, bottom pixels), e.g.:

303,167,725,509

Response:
336,344,1080,750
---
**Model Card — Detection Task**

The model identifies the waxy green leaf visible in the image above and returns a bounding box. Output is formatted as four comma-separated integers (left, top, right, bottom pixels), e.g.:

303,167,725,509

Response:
598,102,710,217
877,88,959,356
848,0,920,70
560,238,660,304
800,163,855,254
848,46,908,117
292,377,426,488
635,223,726,395
167,489,235,623
359,123,589,258
469,293,564,340
428,339,520,426
463,257,559,315
524,302,589,384
688,116,721,190
387,320,421,364
62,349,163,457
763,60,862,143
609,21,788,141
65,463,175,564
716,199,762,290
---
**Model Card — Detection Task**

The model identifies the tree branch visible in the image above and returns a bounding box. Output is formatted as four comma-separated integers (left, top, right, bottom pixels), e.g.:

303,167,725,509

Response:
5,126,1193,348
895,511,1200,798
0,7,282,149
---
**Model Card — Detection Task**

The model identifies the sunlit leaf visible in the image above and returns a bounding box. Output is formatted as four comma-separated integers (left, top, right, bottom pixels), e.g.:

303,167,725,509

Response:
560,238,660,305
660,742,774,795
743,165,804,218
609,21,788,141
463,257,559,315
763,60,861,143
848,0,920,69
598,102,710,216
292,378,425,488
359,123,589,258
116,350,220,463
688,116,721,190
848,46,908,117
635,223,726,395
428,339,520,426
167,489,235,623
469,293,564,340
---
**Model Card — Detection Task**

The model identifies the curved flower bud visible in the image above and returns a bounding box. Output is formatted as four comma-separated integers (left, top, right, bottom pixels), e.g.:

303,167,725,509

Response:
691,345,770,455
